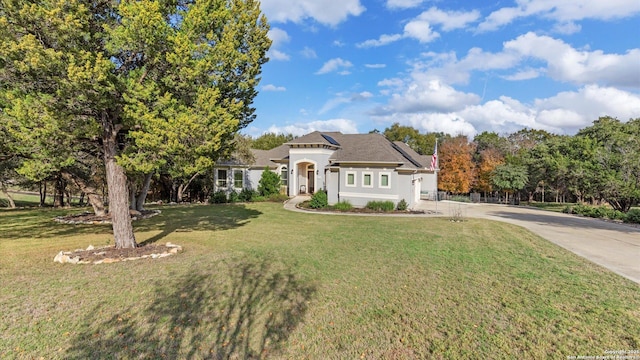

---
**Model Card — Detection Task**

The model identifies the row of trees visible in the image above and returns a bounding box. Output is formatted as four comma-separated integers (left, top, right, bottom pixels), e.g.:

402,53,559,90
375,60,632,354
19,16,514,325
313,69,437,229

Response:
1,0,271,248
430,117,639,212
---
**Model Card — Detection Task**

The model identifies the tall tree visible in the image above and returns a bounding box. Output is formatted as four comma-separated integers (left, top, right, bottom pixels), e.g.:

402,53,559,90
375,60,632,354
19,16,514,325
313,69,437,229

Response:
492,164,529,204
475,147,504,196
252,132,294,150
383,123,438,155
1,0,271,248
438,136,476,194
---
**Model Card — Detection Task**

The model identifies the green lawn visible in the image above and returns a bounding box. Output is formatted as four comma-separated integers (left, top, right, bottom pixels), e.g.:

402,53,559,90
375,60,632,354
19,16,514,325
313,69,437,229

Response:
1,203,638,359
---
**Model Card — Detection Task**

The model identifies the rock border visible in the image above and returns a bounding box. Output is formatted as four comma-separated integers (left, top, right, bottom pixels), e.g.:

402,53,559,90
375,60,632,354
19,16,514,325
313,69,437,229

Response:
53,242,183,265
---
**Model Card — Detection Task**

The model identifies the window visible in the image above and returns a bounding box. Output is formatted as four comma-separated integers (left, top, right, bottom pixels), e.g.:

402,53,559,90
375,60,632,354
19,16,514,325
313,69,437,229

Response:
362,172,373,188
346,171,356,187
233,170,243,189
280,166,288,186
379,173,391,188
217,169,228,187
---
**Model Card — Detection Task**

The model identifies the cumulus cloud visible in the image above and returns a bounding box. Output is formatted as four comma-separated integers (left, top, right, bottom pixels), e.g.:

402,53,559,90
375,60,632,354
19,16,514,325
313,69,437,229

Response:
478,0,640,33
261,0,365,26
266,119,359,136
504,32,640,87
357,7,478,47
316,58,353,75
267,28,291,61
262,84,286,92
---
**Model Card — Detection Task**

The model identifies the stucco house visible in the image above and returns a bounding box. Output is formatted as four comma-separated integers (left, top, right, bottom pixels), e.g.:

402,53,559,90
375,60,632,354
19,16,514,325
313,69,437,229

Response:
214,131,438,209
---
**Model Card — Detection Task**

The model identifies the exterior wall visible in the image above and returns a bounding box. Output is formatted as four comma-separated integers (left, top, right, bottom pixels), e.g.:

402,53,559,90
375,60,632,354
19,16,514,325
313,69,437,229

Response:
335,166,400,207
288,148,334,195
326,169,339,204
420,171,438,199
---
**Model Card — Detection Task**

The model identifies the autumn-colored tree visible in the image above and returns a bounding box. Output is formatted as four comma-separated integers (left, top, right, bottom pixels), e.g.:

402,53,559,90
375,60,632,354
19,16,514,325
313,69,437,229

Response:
475,148,505,195
438,136,476,194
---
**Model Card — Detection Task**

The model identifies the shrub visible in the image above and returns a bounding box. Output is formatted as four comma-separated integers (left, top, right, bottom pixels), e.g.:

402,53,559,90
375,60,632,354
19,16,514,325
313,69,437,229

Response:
334,201,352,211
562,205,573,214
397,199,408,211
210,190,228,204
228,190,239,203
258,167,281,196
366,201,395,212
238,188,255,202
624,209,640,224
309,190,328,209
450,195,471,203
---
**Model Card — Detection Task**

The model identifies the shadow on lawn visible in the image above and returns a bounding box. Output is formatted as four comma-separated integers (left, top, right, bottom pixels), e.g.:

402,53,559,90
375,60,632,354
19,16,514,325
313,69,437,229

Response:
66,255,316,359
0,204,262,241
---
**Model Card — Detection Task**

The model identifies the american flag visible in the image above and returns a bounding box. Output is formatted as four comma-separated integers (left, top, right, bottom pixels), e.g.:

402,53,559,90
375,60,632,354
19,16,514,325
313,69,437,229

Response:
430,141,438,171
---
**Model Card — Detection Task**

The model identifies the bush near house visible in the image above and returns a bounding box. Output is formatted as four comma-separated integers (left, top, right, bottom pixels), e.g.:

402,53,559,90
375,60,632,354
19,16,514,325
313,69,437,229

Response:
333,201,353,211
210,190,228,204
258,167,281,196
309,190,328,209
396,199,408,211
365,201,395,212
239,188,255,202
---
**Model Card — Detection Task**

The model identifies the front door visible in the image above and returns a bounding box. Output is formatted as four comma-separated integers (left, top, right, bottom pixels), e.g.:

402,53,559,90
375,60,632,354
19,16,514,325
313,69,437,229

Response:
307,170,315,193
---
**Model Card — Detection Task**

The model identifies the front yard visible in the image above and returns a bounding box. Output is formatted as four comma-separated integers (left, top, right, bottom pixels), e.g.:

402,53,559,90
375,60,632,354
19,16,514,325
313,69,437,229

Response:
1,203,638,358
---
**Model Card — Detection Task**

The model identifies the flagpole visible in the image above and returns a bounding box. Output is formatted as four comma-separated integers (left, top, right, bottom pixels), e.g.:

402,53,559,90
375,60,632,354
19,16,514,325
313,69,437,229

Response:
434,139,438,214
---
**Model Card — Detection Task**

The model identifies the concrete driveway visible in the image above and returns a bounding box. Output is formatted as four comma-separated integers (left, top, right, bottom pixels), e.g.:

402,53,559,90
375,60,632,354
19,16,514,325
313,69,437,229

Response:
417,200,640,285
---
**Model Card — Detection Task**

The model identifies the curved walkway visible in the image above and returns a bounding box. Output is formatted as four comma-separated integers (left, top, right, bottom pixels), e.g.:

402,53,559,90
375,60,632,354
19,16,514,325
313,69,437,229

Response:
284,197,640,285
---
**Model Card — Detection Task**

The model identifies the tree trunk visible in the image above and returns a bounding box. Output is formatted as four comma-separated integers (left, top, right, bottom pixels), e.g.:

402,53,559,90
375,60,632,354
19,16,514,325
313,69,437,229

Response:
54,177,65,207
176,172,199,203
39,181,47,206
60,171,107,216
0,182,16,208
103,121,136,249
129,183,136,210
136,172,153,211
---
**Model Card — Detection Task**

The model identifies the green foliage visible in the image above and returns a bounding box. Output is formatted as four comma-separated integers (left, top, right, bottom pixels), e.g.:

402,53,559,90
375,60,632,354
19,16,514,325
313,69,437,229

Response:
238,188,255,202
450,195,471,203
563,204,627,221
396,199,408,211
253,193,289,203
210,190,228,204
258,168,281,196
366,201,395,212
383,123,439,155
624,209,640,224
228,190,239,203
333,201,353,211
309,190,328,209
492,164,529,193
252,133,294,150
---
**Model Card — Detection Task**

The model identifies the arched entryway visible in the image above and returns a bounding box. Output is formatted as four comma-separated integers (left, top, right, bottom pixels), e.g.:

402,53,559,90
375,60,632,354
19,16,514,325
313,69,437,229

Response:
293,161,317,195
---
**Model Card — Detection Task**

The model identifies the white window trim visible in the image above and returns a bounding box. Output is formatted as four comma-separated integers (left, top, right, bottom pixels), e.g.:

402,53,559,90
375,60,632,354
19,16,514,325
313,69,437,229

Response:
217,169,228,188
233,169,244,189
345,171,356,187
379,172,391,189
362,171,373,188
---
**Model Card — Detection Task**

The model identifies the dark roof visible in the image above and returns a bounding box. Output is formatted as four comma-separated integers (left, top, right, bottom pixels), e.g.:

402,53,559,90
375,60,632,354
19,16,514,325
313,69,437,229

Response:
241,132,430,170
250,144,289,168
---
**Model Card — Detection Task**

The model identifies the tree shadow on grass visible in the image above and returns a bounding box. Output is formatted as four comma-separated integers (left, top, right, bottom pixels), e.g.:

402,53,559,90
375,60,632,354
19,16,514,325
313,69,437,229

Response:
66,255,316,359
0,204,262,241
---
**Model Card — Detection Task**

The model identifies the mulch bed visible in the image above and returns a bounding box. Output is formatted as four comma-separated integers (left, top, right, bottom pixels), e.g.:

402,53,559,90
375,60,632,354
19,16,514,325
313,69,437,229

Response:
64,244,172,263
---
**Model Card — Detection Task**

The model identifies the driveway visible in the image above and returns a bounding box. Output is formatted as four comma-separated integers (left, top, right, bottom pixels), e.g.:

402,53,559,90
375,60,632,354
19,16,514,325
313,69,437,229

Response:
416,200,640,285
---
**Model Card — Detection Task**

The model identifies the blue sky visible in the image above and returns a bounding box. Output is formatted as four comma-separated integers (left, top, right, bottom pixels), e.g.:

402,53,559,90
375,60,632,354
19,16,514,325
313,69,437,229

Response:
247,0,640,138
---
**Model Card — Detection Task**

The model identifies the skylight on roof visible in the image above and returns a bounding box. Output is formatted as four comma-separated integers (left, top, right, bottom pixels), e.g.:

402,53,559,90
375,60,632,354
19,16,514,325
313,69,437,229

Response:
321,134,340,146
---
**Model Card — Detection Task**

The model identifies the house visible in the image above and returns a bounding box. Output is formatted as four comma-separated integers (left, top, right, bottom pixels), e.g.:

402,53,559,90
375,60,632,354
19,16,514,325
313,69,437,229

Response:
214,131,438,209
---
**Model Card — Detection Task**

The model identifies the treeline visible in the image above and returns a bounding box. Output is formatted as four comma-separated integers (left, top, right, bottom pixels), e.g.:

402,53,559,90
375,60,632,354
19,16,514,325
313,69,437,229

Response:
399,116,639,213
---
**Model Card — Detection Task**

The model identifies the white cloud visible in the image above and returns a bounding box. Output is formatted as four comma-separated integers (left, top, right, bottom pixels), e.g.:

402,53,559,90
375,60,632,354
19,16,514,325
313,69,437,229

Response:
502,68,543,81
315,58,353,75
357,34,404,48
261,0,365,26
386,0,423,9
333,40,346,47
365,63,386,69
267,28,291,61
352,91,373,100
478,0,640,32
267,119,359,136
374,77,480,114
319,91,374,114
415,7,481,31
262,84,286,92
552,21,581,35
504,32,640,87
300,47,317,59
403,20,440,43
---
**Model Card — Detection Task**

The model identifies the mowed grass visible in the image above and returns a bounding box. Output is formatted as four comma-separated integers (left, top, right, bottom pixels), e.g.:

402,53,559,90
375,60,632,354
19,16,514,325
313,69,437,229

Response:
1,203,638,359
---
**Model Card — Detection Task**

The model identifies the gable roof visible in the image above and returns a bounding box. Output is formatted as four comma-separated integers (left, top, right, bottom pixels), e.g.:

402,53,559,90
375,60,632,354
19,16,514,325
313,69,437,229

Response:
250,144,289,169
